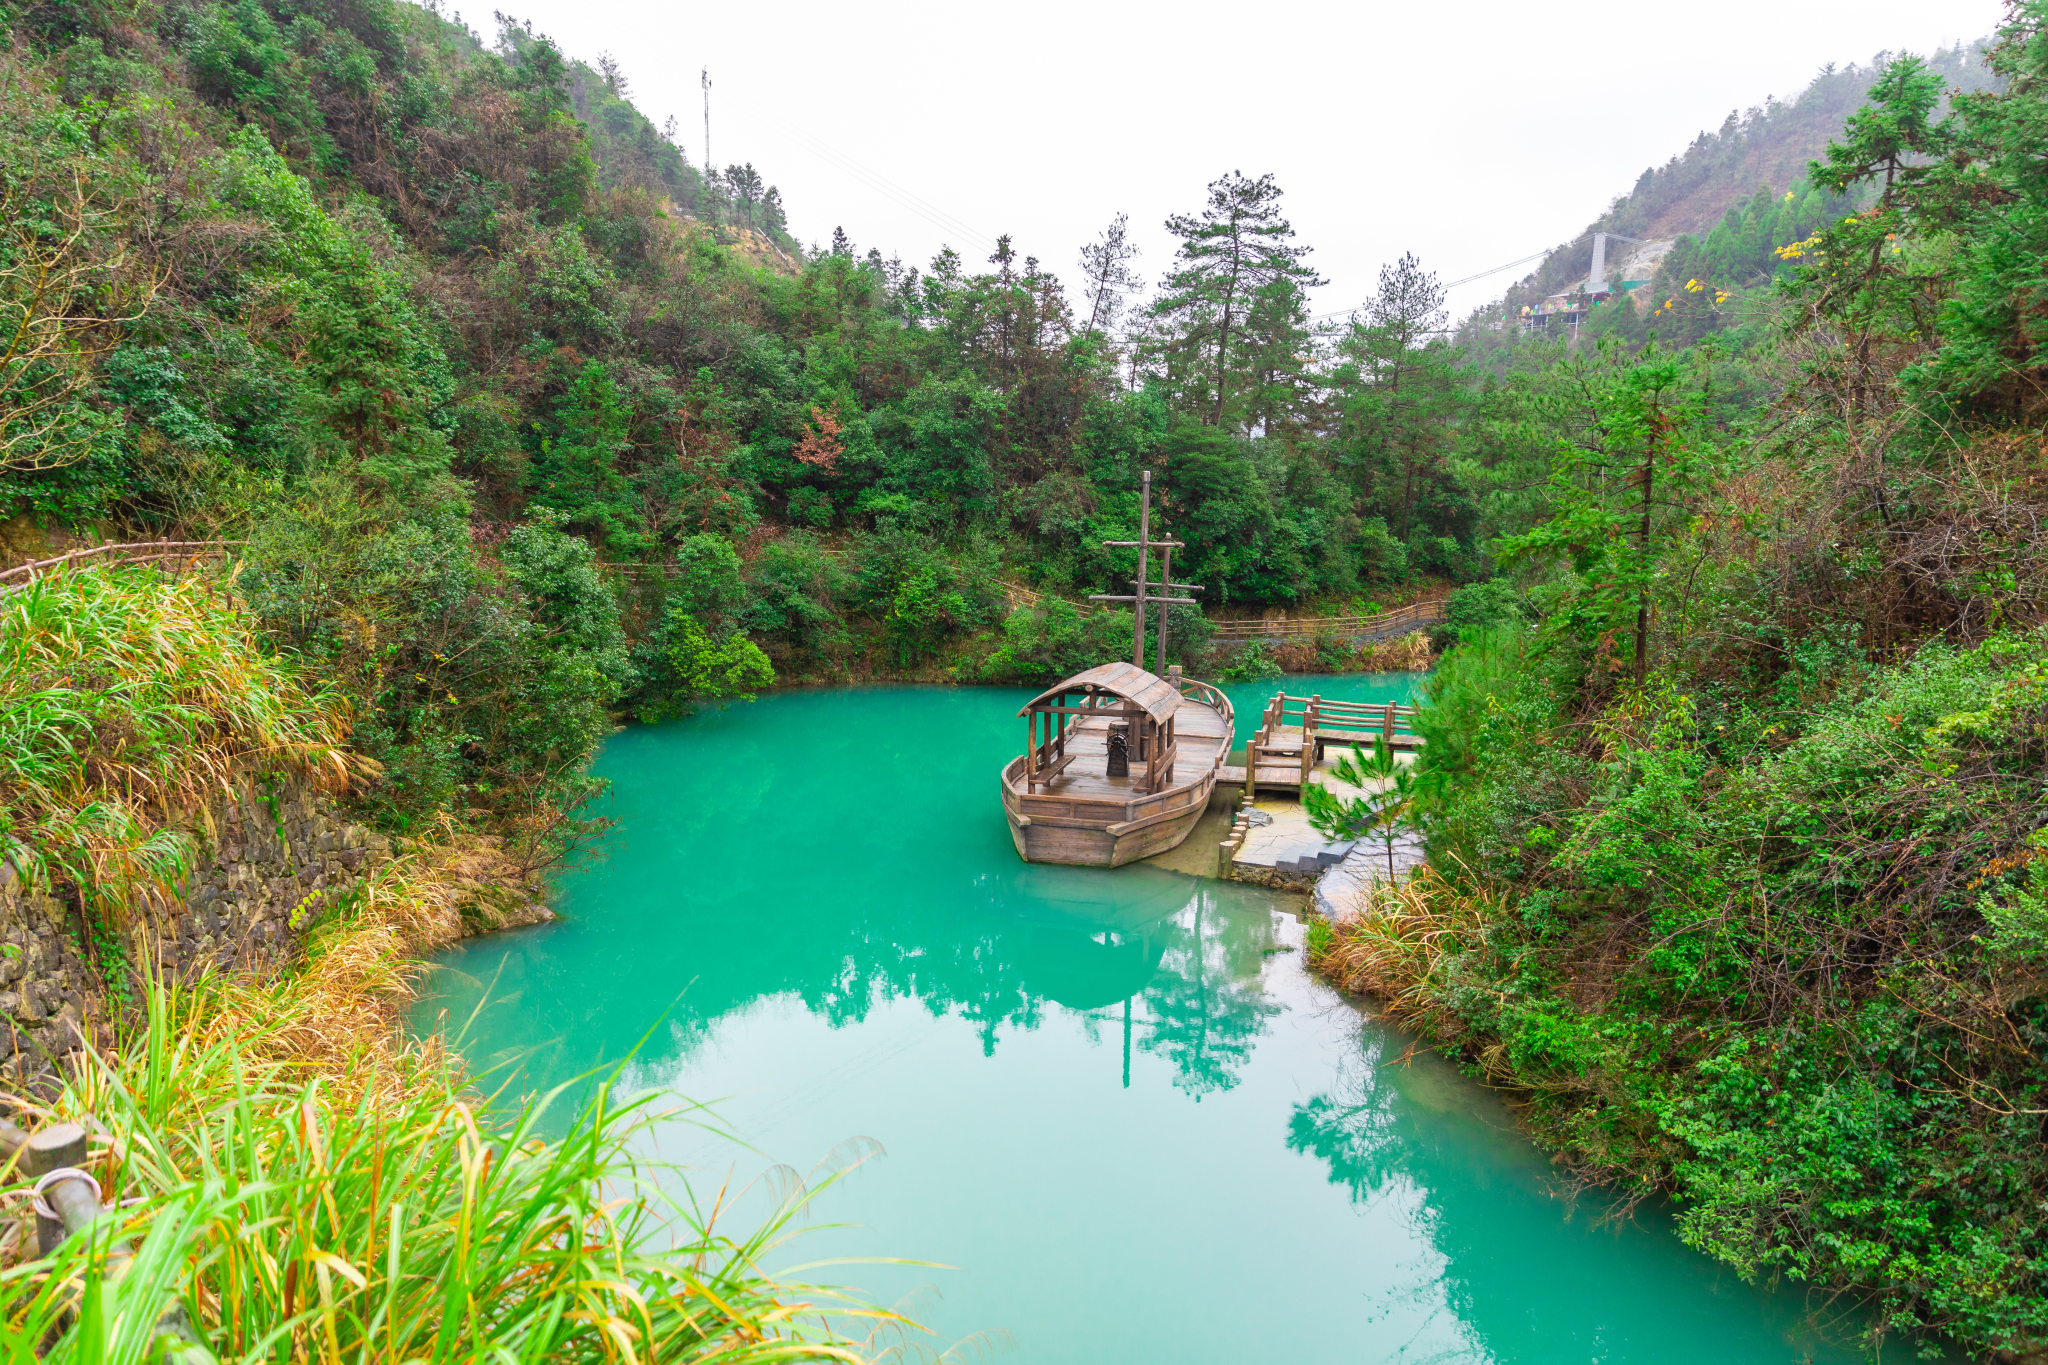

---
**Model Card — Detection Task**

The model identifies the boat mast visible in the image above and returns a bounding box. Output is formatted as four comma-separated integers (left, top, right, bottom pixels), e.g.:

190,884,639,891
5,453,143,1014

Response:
1091,467,1202,674
1132,471,1150,667
1156,541,1172,674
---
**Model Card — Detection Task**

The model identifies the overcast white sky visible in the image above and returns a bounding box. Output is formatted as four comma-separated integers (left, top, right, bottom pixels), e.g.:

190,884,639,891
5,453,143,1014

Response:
459,0,2001,322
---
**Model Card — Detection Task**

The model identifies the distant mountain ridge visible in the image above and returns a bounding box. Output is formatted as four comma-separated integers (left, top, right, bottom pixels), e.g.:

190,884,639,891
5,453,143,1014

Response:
1477,39,1997,318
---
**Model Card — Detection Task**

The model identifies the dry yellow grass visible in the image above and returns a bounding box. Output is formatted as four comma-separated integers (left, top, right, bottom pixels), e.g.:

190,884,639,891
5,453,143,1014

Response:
1310,864,1507,1041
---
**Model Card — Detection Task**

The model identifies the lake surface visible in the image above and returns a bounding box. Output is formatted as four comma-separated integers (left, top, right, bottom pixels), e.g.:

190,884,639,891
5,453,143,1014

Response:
415,675,1871,1364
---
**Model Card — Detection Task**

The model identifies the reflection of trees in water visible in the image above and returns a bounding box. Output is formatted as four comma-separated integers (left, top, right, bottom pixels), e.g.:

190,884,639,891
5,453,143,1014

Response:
424,848,1288,1107
781,877,1284,1091
1136,888,1283,1097
1287,1038,1414,1204
1286,1036,1867,1365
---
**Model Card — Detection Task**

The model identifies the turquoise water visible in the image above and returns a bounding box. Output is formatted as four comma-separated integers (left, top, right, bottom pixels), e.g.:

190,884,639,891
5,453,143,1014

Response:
415,675,1869,1364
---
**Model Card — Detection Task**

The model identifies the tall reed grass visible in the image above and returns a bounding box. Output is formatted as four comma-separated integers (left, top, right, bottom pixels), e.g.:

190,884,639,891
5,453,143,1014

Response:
0,564,354,913
0,962,899,1363
1307,864,1505,1042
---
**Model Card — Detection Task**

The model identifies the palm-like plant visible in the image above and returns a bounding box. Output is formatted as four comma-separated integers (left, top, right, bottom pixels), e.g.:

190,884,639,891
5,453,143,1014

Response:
1303,737,1419,881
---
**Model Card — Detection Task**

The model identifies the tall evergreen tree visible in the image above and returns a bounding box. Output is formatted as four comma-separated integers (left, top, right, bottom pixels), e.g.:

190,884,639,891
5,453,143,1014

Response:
1078,213,1143,339
1148,171,1323,428
1334,254,1467,540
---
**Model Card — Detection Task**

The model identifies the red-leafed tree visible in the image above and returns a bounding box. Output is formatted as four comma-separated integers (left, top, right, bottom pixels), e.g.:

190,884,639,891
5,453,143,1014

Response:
793,402,843,471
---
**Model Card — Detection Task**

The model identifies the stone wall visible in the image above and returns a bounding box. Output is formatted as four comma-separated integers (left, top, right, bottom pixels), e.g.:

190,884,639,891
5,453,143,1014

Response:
0,773,390,1087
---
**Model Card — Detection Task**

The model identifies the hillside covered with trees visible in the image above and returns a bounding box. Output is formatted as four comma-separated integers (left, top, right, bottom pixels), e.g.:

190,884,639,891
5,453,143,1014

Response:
1313,9,2048,1355
8,0,2048,1352
0,0,1547,835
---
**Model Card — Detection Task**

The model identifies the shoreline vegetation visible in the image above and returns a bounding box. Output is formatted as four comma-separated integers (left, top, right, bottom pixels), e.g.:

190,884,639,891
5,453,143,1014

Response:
8,854,905,1361
1303,13,2048,1342
0,0,2044,1353
0,564,907,1361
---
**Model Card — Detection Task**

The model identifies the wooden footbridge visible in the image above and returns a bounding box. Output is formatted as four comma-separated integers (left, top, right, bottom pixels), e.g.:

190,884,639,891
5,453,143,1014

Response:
1236,693,1422,797
1207,597,1449,645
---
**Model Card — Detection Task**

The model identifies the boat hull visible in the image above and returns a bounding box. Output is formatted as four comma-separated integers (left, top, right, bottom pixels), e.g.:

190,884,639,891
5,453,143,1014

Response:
1002,671,1237,869
1001,761,1221,868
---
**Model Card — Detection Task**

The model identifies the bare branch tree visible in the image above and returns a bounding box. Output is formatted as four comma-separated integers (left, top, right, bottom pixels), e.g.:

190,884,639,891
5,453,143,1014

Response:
1079,213,1143,337
0,168,159,474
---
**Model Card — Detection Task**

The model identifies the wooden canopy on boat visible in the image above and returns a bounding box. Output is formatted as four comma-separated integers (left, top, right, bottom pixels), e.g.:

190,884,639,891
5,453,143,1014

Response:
1017,661,1183,797
1017,661,1179,724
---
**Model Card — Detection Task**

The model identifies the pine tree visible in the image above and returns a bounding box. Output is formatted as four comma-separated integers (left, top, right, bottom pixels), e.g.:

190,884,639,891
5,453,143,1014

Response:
1334,254,1467,540
1149,171,1323,428
1496,346,1718,689
1078,213,1143,338
1794,53,1950,425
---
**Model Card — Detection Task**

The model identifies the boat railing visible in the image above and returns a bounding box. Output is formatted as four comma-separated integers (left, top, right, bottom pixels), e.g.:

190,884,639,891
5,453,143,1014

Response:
1004,755,1208,826
1170,674,1234,731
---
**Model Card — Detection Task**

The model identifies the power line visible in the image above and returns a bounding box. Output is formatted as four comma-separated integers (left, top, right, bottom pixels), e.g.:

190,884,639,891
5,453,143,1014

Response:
1309,236,1591,322
762,119,996,250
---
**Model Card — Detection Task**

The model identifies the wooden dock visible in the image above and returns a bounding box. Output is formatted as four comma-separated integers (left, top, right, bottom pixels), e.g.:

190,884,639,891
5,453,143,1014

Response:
1241,693,1422,797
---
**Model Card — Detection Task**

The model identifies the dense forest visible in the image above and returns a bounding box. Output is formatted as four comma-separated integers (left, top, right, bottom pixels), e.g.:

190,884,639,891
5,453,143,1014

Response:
6,0,2048,1352
0,0,1541,833
1311,10,2048,1355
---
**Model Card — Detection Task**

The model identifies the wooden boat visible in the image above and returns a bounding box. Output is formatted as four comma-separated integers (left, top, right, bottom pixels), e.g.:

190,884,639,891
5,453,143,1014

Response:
1000,661,1236,867
1000,468,1234,867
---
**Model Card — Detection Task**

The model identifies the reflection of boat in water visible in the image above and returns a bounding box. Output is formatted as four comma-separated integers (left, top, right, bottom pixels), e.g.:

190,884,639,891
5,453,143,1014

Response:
972,862,1197,1008
998,468,1236,868
1001,663,1235,867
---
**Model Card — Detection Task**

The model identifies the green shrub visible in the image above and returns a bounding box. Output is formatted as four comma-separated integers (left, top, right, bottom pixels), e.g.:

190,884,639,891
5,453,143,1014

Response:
1444,577,1531,637
851,530,1004,667
666,532,749,631
740,533,852,660
1355,517,1409,584
1399,627,2048,1347
1217,641,1284,684
633,605,775,722
240,486,626,829
1158,601,1216,669
980,600,1132,684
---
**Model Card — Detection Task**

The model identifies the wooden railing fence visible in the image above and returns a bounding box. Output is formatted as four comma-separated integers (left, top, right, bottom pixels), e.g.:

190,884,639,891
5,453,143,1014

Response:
0,539,242,592
1241,692,1423,798
1208,596,1448,643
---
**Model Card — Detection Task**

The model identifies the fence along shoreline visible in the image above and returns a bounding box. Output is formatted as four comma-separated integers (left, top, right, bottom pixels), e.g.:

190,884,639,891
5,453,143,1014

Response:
2,540,1450,642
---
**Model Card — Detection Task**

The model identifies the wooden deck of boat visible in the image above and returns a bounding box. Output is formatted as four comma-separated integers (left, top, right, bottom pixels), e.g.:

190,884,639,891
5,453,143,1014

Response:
1010,700,1231,800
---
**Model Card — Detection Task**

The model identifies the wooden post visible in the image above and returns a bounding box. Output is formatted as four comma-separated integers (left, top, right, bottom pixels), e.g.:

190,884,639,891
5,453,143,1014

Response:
1246,715,1259,800
26,1122,87,1256
1383,702,1395,744
1155,542,1172,674
1132,470,1151,667
1304,694,1322,785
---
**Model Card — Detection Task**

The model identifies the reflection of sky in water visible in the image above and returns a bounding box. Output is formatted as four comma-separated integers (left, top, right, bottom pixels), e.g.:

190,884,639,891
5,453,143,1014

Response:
415,680,1874,1364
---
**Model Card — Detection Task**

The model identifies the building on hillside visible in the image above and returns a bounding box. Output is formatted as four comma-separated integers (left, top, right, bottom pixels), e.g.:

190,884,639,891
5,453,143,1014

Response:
1519,234,1674,333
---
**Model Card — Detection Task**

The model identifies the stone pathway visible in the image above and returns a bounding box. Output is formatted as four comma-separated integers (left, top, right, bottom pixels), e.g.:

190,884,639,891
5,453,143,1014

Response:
1228,747,1419,888
1312,833,1426,921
